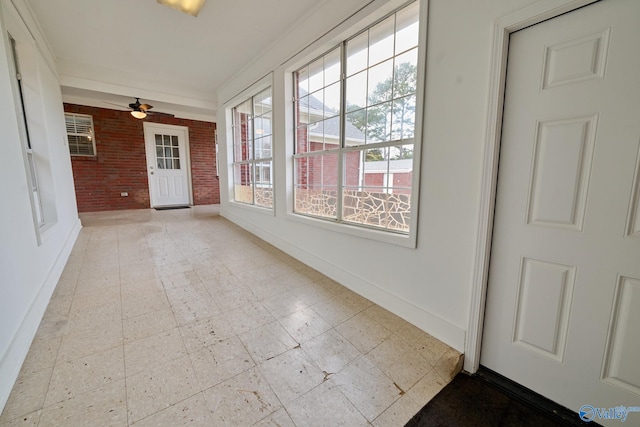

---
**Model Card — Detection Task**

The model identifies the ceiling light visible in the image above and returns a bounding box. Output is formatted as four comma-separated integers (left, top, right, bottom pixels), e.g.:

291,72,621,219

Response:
131,110,147,119
157,0,206,17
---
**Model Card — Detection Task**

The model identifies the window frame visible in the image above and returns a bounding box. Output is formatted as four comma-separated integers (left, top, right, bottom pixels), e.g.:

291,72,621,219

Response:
230,84,274,209
290,0,424,243
8,33,45,236
65,113,97,157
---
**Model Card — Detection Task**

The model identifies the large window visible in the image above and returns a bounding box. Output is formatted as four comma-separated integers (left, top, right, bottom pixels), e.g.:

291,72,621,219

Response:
294,1,419,233
231,87,273,208
10,35,44,228
65,113,96,156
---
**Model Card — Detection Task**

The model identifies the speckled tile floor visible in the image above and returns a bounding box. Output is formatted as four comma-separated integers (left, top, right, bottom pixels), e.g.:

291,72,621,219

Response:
0,205,462,426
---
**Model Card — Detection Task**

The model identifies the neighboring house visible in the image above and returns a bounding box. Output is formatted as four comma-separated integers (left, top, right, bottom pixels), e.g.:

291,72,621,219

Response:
63,104,219,212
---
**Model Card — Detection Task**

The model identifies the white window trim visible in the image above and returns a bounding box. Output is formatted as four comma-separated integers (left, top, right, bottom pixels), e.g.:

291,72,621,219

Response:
225,74,275,211
286,0,427,248
7,31,45,241
65,113,97,156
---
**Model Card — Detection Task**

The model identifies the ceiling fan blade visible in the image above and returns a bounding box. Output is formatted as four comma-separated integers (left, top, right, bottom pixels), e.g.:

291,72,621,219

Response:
139,103,153,111
102,101,129,109
146,110,174,118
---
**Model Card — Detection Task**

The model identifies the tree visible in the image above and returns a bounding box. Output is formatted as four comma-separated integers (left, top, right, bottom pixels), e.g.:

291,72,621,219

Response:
346,62,417,161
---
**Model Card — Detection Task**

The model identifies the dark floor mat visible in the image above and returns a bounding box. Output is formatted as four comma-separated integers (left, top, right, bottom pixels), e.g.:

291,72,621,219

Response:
154,206,190,211
406,372,595,427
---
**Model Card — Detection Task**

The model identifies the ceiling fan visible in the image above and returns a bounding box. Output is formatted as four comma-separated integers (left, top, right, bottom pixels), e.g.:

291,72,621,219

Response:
128,98,153,119
103,97,174,119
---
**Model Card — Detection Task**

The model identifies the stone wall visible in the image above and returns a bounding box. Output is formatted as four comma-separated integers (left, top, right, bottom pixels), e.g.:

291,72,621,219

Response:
234,185,273,208
295,188,410,232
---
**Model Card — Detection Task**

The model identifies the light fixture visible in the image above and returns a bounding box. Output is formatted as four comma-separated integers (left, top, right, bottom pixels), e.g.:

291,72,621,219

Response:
157,0,206,17
131,110,147,119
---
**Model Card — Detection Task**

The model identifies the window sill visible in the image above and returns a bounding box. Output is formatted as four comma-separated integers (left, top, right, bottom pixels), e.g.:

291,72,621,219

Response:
229,201,275,216
70,155,98,161
285,211,416,249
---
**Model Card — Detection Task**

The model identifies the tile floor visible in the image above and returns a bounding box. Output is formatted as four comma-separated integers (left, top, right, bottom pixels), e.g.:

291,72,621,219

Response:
0,206,462,426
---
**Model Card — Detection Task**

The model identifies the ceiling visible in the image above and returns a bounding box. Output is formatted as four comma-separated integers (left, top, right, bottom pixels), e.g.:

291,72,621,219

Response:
27,0,323,121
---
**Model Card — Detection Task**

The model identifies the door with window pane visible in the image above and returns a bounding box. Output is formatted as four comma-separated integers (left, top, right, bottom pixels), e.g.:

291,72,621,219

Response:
143,123,191,207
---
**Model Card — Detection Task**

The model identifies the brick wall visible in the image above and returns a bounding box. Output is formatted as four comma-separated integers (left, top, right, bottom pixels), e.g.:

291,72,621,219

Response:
64,103,219,212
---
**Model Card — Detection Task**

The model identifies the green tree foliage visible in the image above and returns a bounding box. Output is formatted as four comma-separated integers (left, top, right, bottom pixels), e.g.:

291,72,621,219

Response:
347,62,417,161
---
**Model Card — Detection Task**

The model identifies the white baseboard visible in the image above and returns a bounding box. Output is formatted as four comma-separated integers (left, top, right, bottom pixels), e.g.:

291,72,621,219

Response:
0,218,82,413
223,212,466,352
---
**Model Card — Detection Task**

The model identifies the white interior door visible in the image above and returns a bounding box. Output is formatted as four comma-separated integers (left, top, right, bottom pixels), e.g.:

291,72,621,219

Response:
481,0,640,423
144,123,191,207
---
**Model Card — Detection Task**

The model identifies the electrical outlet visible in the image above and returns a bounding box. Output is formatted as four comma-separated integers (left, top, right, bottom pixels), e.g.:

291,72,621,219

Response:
121,192,128,197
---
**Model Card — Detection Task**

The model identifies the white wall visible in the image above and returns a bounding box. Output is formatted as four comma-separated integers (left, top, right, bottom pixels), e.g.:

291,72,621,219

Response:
217,0,540,353
0,0,80,411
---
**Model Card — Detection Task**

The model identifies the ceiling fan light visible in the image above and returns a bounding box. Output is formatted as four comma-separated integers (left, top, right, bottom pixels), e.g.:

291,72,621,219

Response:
157,0,206,17
131,110,147,119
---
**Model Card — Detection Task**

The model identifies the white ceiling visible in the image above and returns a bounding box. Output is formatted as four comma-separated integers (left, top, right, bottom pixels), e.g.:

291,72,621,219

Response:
27,0,324,120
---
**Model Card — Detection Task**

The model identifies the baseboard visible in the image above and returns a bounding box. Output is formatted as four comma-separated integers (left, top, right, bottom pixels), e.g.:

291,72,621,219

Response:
0,218,82,413
222,211,466,352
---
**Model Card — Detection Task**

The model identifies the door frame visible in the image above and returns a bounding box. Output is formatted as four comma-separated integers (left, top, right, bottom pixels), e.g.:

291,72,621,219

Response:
465,0,600,374
143,122,194,208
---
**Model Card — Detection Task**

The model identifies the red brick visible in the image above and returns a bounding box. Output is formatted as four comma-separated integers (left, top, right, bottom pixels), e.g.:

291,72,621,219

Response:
65,103,220,212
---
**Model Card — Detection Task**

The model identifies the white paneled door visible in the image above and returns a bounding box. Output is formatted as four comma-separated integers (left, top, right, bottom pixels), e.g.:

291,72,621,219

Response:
481,0,640,424
144,123,191,207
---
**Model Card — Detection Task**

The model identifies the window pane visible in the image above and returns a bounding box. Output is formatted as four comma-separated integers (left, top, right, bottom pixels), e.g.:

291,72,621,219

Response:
255,135,272,159
156,147,163,158
393,49,418,97
347,31,368,76
173,147,180,158
233,163,253,204
255,116,271,139
294,153,338,219
261,87,272,114
391,95,416,140
343,149,411,232
296,124,310,154
344,150,361,187
174,159,181,169
366,102,392,143
171,136,178,147
324,47,341,86
308,57,324,94
395,1,419,54
323,82,341,118
307,121,325,151
346,71,367,112
296,66,309,98
344,112,366,147
297,95,310,124
368,15,395,66
165,147,172,157
157,159,165,169
322,116,340,147
65,113,95,156
367,59,394,106
255,161,273,208
254,92,264,117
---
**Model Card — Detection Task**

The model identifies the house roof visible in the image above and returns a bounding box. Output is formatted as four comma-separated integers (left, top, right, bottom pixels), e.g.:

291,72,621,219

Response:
299,89,365,143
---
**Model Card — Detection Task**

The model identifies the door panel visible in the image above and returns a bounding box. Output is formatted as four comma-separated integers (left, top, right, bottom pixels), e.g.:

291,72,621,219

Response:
481,0,640,422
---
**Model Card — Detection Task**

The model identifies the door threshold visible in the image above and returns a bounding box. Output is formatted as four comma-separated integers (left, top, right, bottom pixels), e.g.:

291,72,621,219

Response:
154,205,191,211
476,367,597,426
